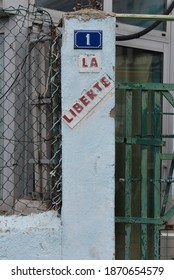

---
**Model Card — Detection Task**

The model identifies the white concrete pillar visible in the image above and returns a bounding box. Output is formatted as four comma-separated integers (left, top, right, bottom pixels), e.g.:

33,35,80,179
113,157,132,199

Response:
61,10,116,260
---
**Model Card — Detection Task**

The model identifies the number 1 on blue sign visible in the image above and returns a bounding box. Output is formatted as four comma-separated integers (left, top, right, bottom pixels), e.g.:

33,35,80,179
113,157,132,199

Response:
74,30,102,49
86,34,90,46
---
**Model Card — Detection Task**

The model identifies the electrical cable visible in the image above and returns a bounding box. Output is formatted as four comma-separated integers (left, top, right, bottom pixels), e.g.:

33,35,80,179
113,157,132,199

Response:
116,1,174,41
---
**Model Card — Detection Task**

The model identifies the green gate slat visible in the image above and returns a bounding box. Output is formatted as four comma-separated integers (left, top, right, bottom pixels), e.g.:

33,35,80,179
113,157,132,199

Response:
161,159,174,216
141,91,148,260
115,136,164,146
125,90,132,260
153,91,161,260
116,83,174,91
163,205,174,222
162,91,174,107
160,153,174,160
115,216,162,224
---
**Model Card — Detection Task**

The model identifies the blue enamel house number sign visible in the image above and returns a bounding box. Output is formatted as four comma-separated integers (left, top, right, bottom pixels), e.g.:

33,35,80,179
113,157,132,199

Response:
74,30,102,49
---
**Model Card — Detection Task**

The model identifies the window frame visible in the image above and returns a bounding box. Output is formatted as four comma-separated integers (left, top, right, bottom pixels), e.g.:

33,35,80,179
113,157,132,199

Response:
114,0,171,42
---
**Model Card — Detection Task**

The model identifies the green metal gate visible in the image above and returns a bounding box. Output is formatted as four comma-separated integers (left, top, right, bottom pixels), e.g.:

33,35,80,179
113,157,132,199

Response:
115,82,174,259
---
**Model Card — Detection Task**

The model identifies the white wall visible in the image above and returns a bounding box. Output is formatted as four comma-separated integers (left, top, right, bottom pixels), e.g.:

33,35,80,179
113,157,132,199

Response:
61,11,116,259
0,211,61,259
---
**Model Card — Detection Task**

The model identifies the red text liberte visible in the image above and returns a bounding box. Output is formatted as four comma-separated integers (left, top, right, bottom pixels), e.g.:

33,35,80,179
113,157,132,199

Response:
62,75,111,124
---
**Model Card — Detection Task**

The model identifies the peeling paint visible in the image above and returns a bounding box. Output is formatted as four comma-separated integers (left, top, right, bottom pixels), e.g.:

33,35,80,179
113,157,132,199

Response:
110,107,115,118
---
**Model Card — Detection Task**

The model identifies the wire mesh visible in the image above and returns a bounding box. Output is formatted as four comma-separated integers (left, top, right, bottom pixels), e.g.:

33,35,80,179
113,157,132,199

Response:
0,5,62,216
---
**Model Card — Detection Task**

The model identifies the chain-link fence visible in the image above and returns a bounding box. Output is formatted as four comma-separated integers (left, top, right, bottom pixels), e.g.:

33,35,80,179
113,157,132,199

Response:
0,4,62,216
